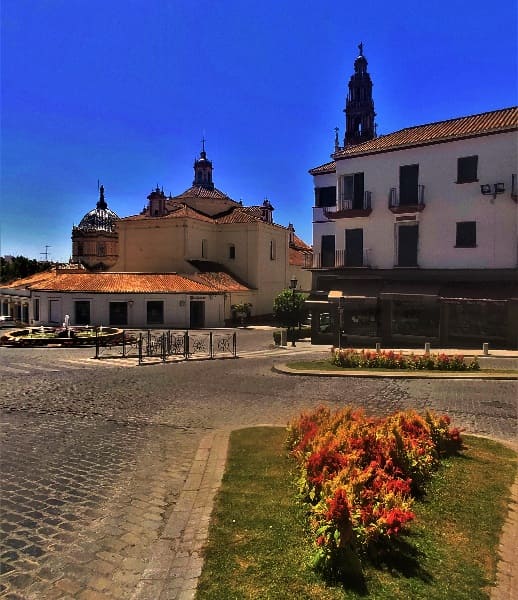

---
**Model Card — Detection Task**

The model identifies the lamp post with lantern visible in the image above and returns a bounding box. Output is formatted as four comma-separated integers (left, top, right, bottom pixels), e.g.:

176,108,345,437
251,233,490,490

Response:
289,275,298,347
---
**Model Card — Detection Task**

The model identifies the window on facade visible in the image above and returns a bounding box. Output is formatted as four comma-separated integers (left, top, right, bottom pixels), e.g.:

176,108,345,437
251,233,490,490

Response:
201,239,208,258
147,301,164,325
315,186,337,208
397,224,419,266
321,234,336,267
75,301,90,325
456,221,476,247
49,299,61,323
457,156,478,184
270,239,276,260
345,228,364,267
229,244,236,259
97,242,106,257
339,173,364,209
399,164,419,205
109,302,128,326
34,298,40,321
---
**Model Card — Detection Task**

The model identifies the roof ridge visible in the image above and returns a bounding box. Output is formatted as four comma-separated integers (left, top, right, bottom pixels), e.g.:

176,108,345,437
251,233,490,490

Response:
392,106,517,134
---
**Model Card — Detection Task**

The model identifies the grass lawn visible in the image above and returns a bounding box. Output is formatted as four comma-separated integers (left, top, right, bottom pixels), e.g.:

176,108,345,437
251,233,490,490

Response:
196,427,517,600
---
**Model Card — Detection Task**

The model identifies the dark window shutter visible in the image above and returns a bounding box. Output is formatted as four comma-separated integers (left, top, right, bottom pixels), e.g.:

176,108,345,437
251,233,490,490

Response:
457,156,478,183
456,222,477,247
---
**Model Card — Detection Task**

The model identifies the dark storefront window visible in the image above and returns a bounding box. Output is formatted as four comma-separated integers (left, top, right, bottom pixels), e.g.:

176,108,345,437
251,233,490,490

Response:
391,300,439,337
318,312,334,334
345,306,378,336
448,302,506,340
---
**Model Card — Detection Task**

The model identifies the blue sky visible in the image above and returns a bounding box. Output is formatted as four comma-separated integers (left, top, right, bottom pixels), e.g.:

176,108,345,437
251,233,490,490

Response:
1,0,516,262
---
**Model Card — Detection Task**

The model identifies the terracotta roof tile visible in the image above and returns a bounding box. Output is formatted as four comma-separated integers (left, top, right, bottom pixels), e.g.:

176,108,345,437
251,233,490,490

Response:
291,233,312,251
123,204,215,223
333,106,517,160
216,209,262,224
172,185,231,200
186,272,249,292
309,160,337,175
5,271,249,294
3,270,59,288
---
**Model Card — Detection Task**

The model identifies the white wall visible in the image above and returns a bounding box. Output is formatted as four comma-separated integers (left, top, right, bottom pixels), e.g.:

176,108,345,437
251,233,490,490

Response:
313,131,518,269
31,292,226,329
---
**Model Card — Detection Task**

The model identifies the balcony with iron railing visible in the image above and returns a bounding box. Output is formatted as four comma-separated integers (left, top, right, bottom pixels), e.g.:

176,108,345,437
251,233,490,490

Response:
311,249,371,269
388,185,425,213
324,191,372,219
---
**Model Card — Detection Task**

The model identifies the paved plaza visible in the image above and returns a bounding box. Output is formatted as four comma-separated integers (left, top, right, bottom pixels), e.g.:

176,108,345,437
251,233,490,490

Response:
1,328,517,599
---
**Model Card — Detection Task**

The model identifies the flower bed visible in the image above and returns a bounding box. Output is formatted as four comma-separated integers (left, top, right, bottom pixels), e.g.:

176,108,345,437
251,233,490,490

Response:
331,348,479,371
1,326,123,347
286,405,462,580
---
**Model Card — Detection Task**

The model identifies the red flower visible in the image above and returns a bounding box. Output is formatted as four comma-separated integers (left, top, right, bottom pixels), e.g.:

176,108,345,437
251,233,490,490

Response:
306,447,346,488
385,507,415,535
326,487,353,545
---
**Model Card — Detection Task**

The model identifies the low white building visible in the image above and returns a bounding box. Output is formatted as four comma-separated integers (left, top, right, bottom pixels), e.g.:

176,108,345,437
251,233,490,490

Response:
0,266,251,329
309,56,517,348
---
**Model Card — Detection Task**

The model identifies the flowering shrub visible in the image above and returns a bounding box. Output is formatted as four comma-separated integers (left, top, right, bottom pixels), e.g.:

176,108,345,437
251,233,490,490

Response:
331,348,480,371
287,406,463,579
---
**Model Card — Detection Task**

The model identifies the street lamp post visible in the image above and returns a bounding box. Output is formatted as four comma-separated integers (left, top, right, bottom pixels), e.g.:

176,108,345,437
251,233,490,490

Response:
289,275,298,347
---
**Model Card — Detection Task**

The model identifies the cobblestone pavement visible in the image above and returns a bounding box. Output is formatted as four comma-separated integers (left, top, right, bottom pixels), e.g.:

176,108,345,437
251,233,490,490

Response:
1,329,517,599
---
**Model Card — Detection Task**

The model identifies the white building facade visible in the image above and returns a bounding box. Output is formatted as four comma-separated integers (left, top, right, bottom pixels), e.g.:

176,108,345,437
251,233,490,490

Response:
309,98,517,346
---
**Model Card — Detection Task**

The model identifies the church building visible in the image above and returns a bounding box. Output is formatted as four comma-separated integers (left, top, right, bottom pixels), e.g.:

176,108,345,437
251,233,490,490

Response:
2,145,312,329
110,143,312,317
308,44,518,349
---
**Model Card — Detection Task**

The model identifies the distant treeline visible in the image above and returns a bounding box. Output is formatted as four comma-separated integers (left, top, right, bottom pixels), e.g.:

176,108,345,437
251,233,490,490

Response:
0,256,53,284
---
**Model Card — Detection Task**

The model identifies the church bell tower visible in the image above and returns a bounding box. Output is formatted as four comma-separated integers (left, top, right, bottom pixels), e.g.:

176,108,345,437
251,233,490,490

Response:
193,139,215,190
344,43,376,146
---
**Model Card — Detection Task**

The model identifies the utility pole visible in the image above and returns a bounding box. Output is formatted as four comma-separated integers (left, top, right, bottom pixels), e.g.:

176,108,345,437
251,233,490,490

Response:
40,245,51,261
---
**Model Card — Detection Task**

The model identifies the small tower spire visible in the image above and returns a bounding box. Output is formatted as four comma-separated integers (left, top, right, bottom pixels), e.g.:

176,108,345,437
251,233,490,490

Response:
334,127,340,151
193,140,214,190
96,184,107,210
344,43,376,146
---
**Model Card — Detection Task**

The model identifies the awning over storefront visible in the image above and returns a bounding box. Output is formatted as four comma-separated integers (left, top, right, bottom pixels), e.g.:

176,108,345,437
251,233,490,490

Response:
304,292,330,306
379,282,440,301
329,280,382,302
439,282,517,303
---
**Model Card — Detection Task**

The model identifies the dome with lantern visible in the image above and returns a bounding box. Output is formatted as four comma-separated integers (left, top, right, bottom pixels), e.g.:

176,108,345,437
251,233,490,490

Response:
77,185,119,232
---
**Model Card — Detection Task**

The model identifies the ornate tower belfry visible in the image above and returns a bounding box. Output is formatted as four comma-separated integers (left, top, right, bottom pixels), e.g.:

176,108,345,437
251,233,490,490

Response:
193,138,215,190
344,42,376,147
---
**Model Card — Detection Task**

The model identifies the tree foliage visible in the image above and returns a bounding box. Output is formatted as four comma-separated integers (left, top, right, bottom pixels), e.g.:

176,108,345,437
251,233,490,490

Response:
273,288,306,327
0,256,53,284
